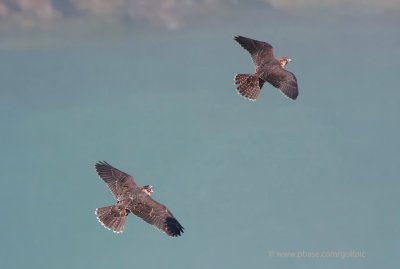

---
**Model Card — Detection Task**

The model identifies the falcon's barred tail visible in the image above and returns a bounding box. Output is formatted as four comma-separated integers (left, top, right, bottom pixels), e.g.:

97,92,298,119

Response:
95,205,128,234
234,73,251,86
234,74,262,101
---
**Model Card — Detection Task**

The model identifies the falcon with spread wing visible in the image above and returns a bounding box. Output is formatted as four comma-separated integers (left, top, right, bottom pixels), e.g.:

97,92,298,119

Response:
234,35,298,101
94,161,184,237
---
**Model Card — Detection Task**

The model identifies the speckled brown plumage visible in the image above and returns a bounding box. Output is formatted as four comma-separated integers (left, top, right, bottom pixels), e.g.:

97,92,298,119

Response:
94,161,184,237
234,35,298,101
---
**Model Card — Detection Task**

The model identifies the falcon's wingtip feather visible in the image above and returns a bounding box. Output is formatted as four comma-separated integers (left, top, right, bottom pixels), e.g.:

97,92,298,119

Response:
165,217,185,237
95,160,109,166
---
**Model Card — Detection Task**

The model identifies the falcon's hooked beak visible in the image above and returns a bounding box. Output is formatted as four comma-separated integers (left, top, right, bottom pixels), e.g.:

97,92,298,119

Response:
279,57,291,68
142,185,154,196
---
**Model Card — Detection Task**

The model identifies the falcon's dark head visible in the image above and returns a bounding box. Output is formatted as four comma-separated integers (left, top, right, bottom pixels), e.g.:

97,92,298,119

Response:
141,185,154,196
279,57,291,68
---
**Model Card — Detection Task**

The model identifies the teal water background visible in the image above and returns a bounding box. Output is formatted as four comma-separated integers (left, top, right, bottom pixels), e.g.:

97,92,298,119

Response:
1,7,399,269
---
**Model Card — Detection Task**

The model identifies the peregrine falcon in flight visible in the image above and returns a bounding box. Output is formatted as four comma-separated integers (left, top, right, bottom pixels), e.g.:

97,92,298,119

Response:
234,35,298,101
94,161,184,237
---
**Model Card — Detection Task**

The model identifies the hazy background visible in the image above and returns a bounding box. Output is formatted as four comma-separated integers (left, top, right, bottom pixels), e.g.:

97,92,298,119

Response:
1,1,399,268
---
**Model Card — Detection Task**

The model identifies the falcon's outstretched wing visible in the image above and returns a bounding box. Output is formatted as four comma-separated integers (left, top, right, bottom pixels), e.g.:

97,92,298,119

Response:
95,161,138,200
262,66,298,100
234,35,274,68
128,197,184,237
